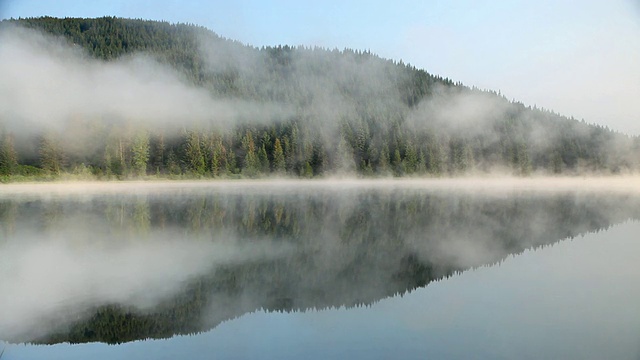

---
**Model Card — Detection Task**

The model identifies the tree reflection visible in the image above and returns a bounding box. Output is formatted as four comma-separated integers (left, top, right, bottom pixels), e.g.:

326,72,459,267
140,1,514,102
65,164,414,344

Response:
1,187,639,344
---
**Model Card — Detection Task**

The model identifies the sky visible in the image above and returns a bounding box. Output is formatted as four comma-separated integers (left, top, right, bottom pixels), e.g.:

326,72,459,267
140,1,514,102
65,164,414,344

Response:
1,0,639,134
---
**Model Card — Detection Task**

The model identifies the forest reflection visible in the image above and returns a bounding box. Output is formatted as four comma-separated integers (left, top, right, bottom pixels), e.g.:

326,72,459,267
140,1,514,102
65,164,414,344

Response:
1,185,639,344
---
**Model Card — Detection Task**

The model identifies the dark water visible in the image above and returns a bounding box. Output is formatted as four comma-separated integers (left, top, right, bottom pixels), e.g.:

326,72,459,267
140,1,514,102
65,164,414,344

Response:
1,182,639,359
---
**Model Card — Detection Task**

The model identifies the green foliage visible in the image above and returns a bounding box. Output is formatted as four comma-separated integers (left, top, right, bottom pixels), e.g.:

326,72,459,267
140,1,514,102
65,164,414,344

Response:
378,144,390,175
403,141,418,174
131,132,150,177
0,16,638,180
39,134,64,175
225,147,238,175
0,133,18,176
16,164,45,176
166,150,181,175
272,138,285,174
393,149,404,176
241,130,259,177
258,144,269,174
184,131,206,175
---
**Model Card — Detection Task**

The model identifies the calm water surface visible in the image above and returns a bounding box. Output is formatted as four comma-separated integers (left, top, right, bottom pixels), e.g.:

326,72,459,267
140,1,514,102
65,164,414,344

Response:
0,181,639,359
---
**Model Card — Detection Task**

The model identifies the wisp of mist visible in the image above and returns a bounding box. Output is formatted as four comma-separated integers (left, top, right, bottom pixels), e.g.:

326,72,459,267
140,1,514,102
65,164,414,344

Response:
0,214,292,342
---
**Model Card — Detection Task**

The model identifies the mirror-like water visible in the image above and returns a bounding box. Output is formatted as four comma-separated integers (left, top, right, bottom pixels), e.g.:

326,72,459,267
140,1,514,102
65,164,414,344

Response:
1,180,639,359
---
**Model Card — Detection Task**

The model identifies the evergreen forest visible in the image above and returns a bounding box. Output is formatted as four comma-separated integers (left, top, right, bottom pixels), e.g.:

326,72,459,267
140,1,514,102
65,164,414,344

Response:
1,16,638,180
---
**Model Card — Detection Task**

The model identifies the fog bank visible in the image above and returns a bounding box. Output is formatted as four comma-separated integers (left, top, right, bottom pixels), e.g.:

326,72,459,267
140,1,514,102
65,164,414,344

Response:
0,25,290,137
2,177,640,197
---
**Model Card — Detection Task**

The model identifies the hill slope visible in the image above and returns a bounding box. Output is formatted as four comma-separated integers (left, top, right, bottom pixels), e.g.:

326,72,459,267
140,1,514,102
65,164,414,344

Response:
0,16,638,178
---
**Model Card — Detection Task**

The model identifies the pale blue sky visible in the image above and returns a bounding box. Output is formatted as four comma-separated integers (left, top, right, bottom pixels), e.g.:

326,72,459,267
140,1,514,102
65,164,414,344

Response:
1,0,639,133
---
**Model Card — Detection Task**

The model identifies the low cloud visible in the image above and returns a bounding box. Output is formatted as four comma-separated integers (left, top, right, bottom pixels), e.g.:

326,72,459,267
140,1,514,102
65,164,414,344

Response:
0,25,291,137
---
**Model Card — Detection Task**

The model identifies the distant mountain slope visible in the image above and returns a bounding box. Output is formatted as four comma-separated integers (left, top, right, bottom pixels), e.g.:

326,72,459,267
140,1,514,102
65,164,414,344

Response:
0,16,638,178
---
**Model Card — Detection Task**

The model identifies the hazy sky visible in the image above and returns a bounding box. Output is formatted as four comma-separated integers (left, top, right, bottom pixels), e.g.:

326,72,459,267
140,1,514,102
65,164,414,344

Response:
1,0,639,134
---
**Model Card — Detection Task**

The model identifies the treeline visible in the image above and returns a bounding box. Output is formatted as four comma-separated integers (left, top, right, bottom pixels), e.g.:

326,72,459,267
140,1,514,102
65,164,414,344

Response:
1,118,638,180
1,16,639,179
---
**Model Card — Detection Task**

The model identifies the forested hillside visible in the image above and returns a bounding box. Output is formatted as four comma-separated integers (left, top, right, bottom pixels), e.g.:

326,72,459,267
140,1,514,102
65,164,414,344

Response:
0,16,638,179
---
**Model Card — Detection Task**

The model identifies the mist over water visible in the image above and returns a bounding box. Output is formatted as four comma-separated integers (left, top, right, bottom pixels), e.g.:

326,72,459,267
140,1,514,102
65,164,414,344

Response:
1,20,638,180
0,12,638,359
1,179,639,345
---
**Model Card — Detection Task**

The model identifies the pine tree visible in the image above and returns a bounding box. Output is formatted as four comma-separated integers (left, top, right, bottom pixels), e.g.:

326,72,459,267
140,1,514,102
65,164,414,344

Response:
378,144,390,174
417,150,427,174
431,141,444,175
0,134,18,176
302,161,313,178
552,150,563,174
393,148,404,176
185,131,205,175
258,143,269,174
210,137,224,177
112,138,128,177
273,138,286,173
166,150,181,175
226,148,237,175
517,142,531,176
242,130,259,177
335,136,355,174
151,132,165,174
403,141,418,174
104,150,113,177
40,134,64,175
288,123,299,172
283,135,293,173
131,131,150,177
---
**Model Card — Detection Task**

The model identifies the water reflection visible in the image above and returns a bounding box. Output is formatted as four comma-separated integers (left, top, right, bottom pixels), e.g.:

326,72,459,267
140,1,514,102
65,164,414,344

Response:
1,183,639,346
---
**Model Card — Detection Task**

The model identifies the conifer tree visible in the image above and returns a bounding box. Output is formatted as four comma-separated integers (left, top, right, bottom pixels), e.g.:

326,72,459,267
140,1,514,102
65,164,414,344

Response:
40,134,64,175
242,130,259,177
0,133,18,176
273,138,286,173
185,131,205,175
131,131,150,177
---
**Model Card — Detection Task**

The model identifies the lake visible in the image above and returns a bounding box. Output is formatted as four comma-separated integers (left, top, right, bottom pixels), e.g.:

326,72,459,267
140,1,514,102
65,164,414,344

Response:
1,179,639,359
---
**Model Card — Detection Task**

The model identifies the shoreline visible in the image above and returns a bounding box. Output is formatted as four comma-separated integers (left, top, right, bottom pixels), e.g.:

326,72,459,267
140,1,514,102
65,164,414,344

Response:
2,176,640,196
